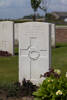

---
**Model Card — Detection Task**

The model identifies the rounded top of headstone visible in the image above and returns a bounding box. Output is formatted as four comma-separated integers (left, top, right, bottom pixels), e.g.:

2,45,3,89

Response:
0,21,13,24
19,22,51,25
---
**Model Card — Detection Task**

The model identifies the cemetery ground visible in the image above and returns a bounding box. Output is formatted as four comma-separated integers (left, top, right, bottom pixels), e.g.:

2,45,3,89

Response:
0,47,18,83
0,43,67,100
0,43,67,83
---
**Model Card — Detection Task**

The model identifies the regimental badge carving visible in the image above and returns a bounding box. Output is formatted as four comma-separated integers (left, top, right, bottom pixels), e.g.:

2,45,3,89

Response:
20,37,47,60
28,50,40,60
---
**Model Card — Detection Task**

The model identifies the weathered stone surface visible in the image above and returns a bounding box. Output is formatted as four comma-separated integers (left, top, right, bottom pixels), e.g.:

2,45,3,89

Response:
15,23,56,48
0,21,14,55
14,23,19,46
19,22,51,85
51,24,56,48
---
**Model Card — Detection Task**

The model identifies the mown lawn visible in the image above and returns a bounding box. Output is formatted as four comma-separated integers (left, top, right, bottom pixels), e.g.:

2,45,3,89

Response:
0,48,18,83
52,43,67,75
0,43,67,83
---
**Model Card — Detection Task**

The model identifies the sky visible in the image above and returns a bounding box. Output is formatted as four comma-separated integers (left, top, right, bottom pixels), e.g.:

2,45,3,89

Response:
0,0,67,19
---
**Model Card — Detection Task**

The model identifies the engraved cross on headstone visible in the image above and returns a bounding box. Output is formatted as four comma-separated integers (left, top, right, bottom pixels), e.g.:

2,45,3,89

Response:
20,37,48,79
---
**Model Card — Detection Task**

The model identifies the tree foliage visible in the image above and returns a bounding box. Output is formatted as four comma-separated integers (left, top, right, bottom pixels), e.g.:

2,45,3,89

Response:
31,0,42,12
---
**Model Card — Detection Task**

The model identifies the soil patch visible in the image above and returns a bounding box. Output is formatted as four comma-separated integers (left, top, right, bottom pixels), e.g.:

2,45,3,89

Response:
0,51,12,57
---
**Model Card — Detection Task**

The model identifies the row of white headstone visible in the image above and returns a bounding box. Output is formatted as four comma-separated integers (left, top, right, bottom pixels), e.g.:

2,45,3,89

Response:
0,21,56,85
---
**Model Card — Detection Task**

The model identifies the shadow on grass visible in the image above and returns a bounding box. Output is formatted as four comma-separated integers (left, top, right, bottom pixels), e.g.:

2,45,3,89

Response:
56,45,61,48
15,52,18,56
56,43,67,48
14,46,19,56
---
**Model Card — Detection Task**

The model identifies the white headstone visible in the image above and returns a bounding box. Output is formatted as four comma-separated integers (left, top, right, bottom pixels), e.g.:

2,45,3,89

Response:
51,24,56,48
14,23,19,45
0,21,14,55
19,22,51,85
14,23,56,48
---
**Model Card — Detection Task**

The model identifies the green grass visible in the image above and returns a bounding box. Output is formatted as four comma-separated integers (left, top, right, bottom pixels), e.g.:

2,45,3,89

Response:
0,43,67,83
52,43,67,75
0,48,18,83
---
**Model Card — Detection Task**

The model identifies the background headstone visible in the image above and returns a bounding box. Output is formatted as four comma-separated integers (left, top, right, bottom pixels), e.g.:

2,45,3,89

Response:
14,23,19,46
0,21,14,55
19,22,51,85
51,24,56,48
